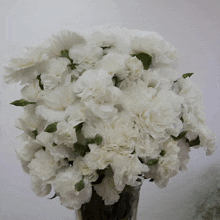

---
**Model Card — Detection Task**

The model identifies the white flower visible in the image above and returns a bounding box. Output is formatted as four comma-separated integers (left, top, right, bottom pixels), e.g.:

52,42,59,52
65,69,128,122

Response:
111,154,149,191
131,32,178,68
96,53,129,78
143,90,183,141
155,139,180,187
94,175,121,205
66,102,86,127
69,43,103,71
125,56,144,80
30,175,52,197
73,69,113,94
177,139,191,171
40,57,70,89
21,80,43,102
50,30,86,56
4,45,50,84
28,149,58,181
122,79,156,115
84,144,114,170
15,106,46,135
52,167,92,210
16,140,42,162
73,156,98,182
55,120,77,146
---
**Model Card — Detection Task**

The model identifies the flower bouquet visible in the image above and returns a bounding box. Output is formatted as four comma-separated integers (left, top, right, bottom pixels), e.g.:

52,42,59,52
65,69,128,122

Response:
4,26,216,219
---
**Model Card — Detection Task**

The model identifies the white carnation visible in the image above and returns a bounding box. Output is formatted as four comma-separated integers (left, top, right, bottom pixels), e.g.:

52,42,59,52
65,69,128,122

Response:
28,149,58,181
94,175,121,205
54,120,77,146
52,167,92,210
30,175,52,197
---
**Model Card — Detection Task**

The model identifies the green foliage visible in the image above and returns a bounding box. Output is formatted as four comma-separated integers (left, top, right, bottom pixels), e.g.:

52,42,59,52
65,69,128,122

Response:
37,74,44,90
74,142,90,157
182,73,194,79
172,131,187,141
187,136,200,147
159,150,166,157
75,179,84,192
32,130,38,138
147,159,159,166
44,122,58,133
131,52,152,70
60,50,76,70
10,99,36,106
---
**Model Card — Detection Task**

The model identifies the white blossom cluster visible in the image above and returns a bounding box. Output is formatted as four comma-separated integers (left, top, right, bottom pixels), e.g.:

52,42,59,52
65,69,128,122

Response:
4,26,216,210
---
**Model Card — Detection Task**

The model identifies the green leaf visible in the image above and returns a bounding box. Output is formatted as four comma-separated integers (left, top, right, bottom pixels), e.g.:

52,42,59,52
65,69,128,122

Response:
60,50,76,70
180,117,184,123
74,123,83,132
171,131,187,141
182,73,194,79
48,193,57,200
94,134,103,145
37,74,44,90
68,63,76,70
10,99,36,106
44,122,58,133
32,130,38,138
52,142,57,146
101,46,111,50
112,75,123,87
75,179,84,192
74,142,90,157
159,150,166,157
187,136,200,147
60,50,70,59
131,52,152,70
147,159,159,166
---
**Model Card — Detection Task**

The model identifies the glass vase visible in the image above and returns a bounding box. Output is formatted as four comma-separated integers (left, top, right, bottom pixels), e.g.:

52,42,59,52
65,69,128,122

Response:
75,185,142,220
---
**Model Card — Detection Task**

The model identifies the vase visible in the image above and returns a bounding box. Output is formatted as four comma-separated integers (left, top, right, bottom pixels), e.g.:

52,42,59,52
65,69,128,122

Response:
75,185,142,220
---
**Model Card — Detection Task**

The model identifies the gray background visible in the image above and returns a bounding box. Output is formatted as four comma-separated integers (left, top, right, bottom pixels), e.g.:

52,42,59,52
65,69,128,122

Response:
0,0,220,219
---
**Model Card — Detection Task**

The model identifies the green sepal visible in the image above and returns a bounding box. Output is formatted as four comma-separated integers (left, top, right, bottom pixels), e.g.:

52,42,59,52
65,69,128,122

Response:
187,136,200,147
74,142,90,157
52,142,57,146
60,50,76,70
112,75,123,87
75,179,84,192
10,99,36,106
37,74,44,90
182,73,194,79
60,50,71,60
32,130,38,138
131,52,152,70
74,123,83,132
101,46,111,50
149,178,155,182
68,63,76,70
171,131,187,141
42,146,46,151
180,117,184,123
48,193,57,200
147,159,159,166
44,122,58,133
159,150,166,157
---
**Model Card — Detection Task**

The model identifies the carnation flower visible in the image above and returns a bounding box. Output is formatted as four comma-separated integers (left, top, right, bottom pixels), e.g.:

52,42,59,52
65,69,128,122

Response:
5,25,216,210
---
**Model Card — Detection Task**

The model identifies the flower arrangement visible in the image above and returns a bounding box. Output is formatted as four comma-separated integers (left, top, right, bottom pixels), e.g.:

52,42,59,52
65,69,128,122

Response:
4,26,216,210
